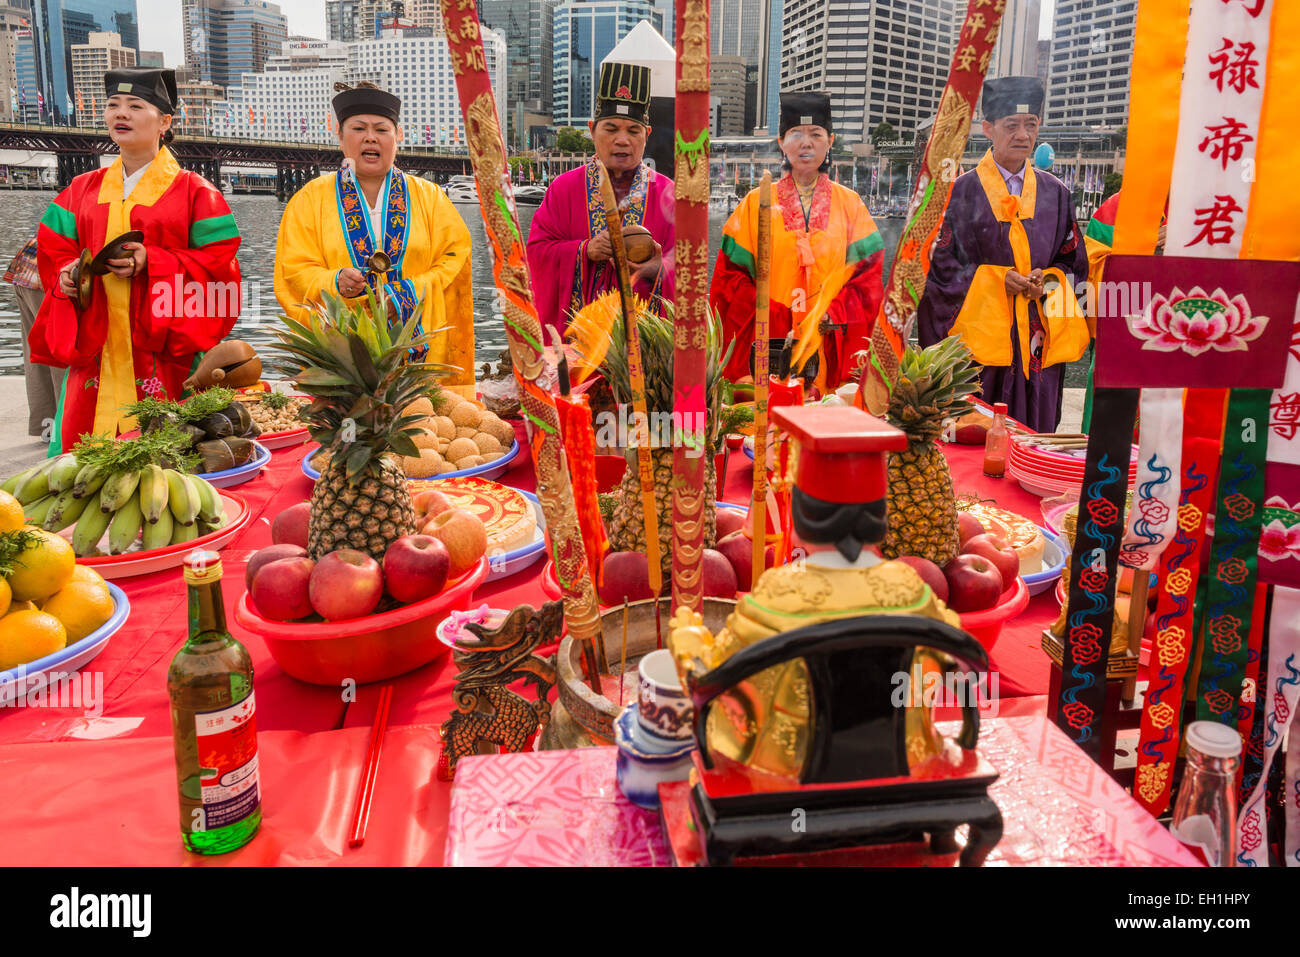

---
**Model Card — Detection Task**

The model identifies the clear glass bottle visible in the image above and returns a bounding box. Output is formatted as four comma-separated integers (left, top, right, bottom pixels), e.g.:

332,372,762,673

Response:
1169,721,1241,867
983,402,1009,477
168,550,261,854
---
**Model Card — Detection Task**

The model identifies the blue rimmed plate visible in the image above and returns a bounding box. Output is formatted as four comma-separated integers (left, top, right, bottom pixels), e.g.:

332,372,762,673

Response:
0,582,129,707
198,441,271,488
1022,525,1068,596
486,489,546,581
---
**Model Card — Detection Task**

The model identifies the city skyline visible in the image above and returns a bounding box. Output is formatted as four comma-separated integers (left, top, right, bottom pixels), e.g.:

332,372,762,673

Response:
142,0,1058,69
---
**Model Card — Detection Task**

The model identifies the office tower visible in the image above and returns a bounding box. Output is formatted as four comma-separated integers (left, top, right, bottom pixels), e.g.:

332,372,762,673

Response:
175,76,223,134
989,0,1038,78
27,0,140,123
210,21,507,147
1045,0,1135,128
551,0,664,128
183,0,288,92
712,0,782,135
480,0,555,147
70,29,132,125
325,0,362,42
711,53,746,136
782,0,963,143
0,5,29,121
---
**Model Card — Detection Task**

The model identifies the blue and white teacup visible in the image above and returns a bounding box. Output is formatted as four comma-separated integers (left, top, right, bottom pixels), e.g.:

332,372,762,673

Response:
637,649,693,743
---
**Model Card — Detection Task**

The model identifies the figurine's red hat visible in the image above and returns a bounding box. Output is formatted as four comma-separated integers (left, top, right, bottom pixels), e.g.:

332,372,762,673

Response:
772,405,907,504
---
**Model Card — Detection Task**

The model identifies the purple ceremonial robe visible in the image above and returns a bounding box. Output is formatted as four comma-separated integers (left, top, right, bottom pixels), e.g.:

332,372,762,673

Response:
526,159,675,334
917,165,1087,433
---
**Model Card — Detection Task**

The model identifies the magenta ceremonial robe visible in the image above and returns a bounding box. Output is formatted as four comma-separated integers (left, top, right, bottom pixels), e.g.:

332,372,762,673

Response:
526,159,675,334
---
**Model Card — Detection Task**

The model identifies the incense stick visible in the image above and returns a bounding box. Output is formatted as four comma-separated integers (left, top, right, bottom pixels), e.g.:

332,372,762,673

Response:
752,172,772,590
619,596,630,709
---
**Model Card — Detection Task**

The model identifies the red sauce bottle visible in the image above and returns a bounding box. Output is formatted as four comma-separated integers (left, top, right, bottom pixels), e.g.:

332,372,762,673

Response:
983,402,1009,478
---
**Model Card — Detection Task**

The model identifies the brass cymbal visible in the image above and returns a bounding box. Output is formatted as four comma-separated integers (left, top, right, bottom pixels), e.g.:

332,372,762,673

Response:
88,230,145,276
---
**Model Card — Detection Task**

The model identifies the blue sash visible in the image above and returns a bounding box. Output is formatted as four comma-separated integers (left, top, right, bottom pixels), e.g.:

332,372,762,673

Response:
335,167,424,357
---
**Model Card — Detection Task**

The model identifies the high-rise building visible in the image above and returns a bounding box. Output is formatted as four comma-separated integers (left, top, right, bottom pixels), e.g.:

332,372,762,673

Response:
70,29,132,125
0,5,30,121
551,0,664,128
782,0,962,144
479,0,554,147
712,0,781,136
176,76,224,135
326,0,362,41
990,0,1038,78
183,0,288,92
14,27,37,120
210,22,507,146
1045,0,1135,129
710,54,746,136
26,0,140,123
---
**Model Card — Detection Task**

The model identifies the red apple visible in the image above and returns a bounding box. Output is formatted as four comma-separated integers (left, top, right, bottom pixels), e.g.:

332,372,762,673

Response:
412,488,454,523
715,508,746,540
309,549,384,621
943,554,1004,613
957,511,987,546
715,530,774,590
962,533,1020,594
251,557,316,622
701,548,739,599
272,501,312,548
245,543,308,590
383,534,450,603
599,550,654,605
421,508,488,579
893,555,949,604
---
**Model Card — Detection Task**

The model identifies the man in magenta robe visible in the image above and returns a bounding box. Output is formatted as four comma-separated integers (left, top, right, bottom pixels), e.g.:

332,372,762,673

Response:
527,61,674,334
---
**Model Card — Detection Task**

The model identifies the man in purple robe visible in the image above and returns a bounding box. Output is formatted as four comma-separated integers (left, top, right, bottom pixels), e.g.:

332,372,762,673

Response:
918,76,1090,433
527,61,675,334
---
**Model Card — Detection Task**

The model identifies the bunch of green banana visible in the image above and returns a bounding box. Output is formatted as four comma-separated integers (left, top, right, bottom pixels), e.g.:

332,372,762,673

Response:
4,453,82,521
63,467,229,558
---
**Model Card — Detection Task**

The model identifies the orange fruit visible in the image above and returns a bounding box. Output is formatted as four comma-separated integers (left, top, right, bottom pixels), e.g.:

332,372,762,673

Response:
0,577,9,617
70,565,110,594
41,581,115,642
5,528,75,603
3,600,34,617
0,490,24,533
0,610,66,669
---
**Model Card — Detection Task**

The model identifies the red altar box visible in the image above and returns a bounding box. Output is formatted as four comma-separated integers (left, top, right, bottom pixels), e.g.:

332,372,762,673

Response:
445,715,1201,866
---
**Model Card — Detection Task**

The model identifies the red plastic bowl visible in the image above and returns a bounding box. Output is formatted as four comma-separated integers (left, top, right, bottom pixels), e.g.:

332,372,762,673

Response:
234,556,489,685
958,575,1030,652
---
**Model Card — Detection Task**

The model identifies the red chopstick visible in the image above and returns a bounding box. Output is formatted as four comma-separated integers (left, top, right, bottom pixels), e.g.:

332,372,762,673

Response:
348,683,393,848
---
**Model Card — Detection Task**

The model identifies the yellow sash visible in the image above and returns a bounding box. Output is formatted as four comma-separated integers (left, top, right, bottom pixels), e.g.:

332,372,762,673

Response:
947,152,1089,375
93,147,181,437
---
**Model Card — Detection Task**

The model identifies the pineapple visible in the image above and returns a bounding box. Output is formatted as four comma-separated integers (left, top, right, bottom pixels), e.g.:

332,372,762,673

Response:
880,337,981,566
571,293,729,585
271,290,455,562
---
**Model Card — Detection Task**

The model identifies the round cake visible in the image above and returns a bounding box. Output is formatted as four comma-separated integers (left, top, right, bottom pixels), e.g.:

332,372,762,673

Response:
962,503,1045,574
416,476,539,556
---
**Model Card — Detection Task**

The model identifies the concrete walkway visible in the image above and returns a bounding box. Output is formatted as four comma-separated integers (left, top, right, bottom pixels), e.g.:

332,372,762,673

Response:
0,373,1088,481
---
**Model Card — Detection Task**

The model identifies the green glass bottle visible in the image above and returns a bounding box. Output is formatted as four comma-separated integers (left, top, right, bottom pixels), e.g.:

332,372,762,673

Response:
168,550,261,854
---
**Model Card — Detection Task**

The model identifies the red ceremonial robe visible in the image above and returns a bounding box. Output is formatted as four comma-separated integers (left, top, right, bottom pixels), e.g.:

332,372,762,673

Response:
32,147,241,455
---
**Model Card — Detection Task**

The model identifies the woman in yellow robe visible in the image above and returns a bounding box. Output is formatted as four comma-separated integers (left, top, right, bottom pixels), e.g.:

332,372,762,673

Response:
274,83,475,395
710,92,884,393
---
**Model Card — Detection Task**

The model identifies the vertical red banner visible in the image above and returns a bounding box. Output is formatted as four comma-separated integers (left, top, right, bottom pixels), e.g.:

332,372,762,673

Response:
670,0,711,612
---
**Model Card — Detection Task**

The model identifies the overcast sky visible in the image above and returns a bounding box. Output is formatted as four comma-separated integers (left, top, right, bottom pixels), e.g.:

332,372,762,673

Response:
140,0,1057,68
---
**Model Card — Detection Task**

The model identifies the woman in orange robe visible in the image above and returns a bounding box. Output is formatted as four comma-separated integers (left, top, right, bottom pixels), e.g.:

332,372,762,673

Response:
710,91,883,392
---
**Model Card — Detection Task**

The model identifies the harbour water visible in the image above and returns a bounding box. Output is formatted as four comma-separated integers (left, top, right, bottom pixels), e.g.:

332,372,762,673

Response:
0,190,1100,387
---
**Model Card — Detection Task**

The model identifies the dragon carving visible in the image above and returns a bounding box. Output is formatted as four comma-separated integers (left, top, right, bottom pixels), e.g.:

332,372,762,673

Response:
438,601,562,778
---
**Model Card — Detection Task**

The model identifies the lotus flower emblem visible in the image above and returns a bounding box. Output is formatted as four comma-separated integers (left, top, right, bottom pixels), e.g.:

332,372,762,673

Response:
1125,286,1267,356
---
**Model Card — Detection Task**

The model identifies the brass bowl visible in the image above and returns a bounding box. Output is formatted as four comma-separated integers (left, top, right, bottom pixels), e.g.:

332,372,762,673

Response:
539,596,736,750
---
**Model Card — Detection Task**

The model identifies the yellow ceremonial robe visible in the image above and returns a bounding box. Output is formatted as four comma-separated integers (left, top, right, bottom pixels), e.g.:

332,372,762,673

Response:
273,172,475,394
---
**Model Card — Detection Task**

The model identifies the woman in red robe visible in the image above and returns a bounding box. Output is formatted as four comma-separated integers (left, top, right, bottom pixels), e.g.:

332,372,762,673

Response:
710,91,883,392
32,67,241,455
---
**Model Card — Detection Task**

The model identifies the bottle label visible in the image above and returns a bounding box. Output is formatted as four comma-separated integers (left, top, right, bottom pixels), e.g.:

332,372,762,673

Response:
194,690,259,831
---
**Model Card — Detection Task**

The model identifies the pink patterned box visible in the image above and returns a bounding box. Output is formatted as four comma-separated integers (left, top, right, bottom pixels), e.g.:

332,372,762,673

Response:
445,716,1202,866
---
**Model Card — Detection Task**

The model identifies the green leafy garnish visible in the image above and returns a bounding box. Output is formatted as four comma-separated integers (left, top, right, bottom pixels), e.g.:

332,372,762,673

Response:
260,391,292,411
0,528,42,577
718,404,754,437
72,423,201,475
125,386,238,425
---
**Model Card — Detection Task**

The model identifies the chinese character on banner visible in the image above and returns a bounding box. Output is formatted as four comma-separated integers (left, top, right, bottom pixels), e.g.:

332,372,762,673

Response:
1208,38,1260,94
1187,193,1244,247
1198,116,1253,170
1224,0,1265,17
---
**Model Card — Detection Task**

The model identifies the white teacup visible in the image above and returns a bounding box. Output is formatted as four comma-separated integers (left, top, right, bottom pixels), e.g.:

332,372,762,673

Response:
637,649,694,743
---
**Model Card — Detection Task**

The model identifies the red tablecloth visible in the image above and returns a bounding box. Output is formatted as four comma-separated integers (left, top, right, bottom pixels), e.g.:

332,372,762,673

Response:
0,425,1068,864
